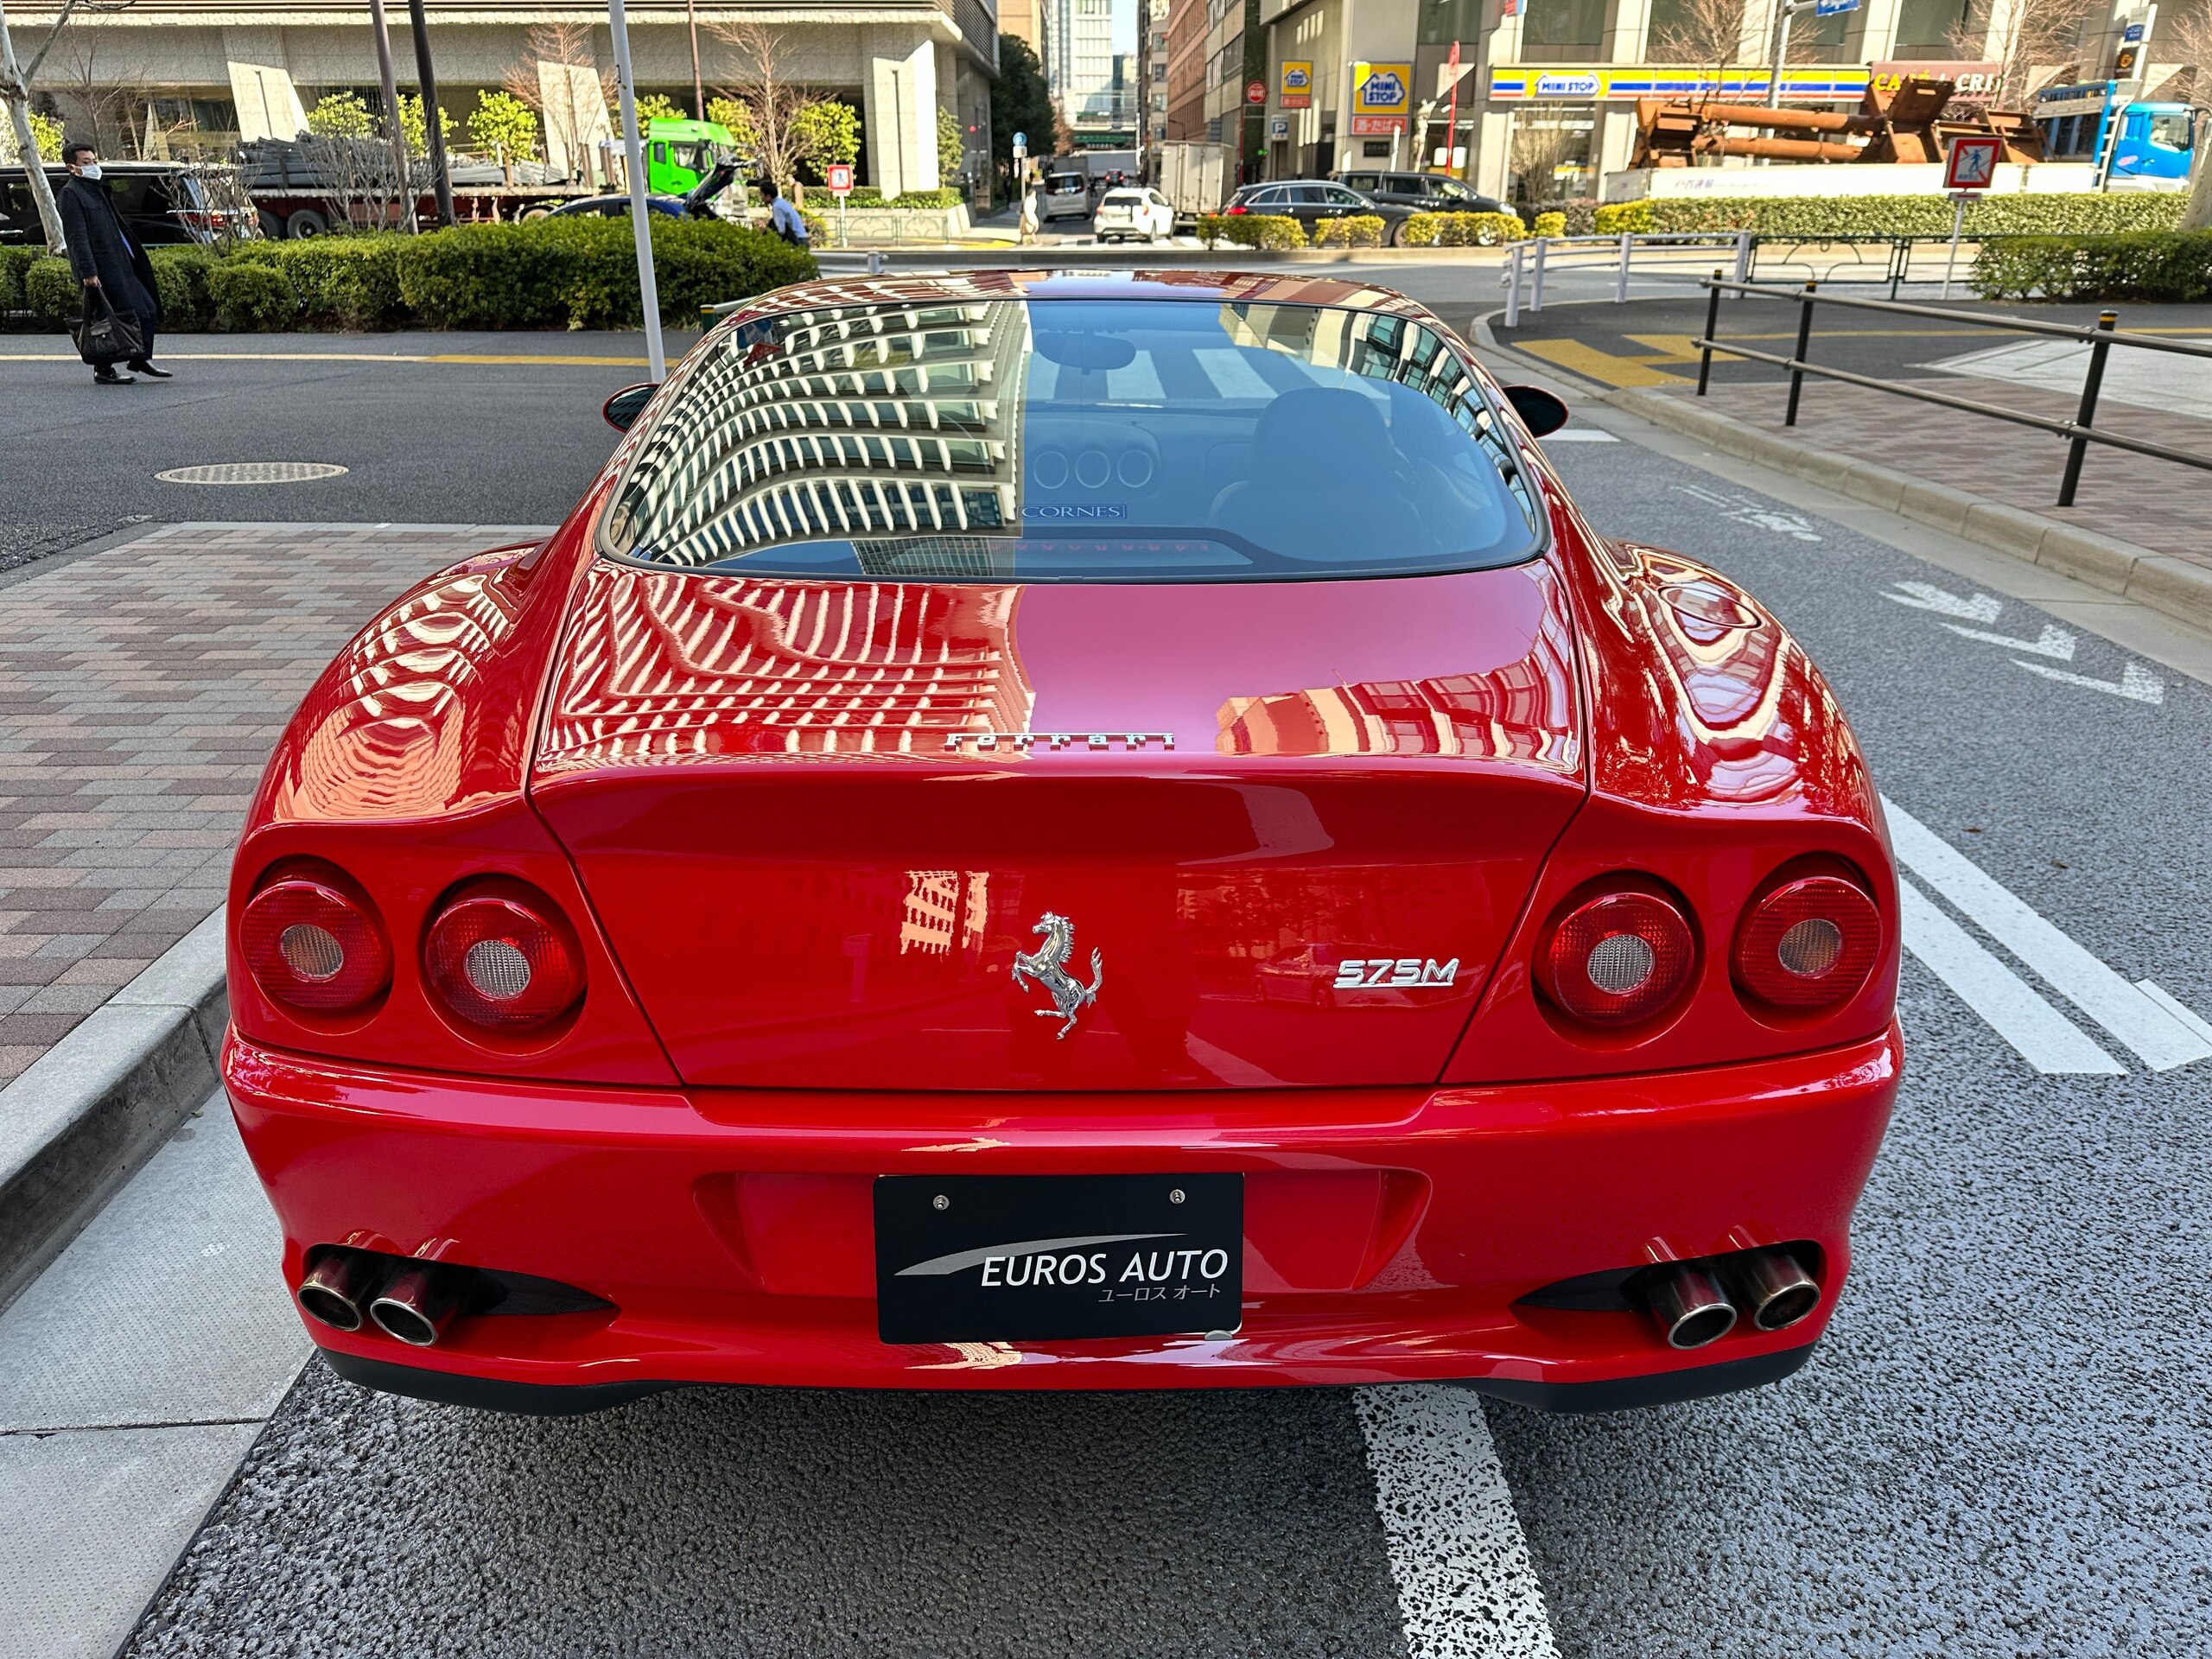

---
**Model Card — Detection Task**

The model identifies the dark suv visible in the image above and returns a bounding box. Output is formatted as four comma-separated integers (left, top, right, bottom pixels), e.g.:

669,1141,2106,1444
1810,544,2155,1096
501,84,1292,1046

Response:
1332,169,1508,218
1222,180,1416,243
0,162,234,247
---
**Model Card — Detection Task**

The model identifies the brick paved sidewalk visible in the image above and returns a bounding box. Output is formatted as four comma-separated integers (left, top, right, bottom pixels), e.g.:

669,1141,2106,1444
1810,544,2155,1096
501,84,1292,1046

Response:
1656,378,2212,574
0,523,550,1084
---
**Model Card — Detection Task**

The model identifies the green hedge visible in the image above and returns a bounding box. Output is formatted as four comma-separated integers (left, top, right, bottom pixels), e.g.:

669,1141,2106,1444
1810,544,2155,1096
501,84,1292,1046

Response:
1533,212,1567,238
836,187,965,208
1592,194,2185,238
1970,231,2212,302
1400,212,1526,247
1524,196,1599,236
1313,213,1387,248
4,217,816,334
1197,213,1309,250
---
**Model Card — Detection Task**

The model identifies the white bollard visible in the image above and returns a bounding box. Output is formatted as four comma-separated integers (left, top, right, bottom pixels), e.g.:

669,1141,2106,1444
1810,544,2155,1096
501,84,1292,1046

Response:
1616,230,1631,302
1532,238,1548,313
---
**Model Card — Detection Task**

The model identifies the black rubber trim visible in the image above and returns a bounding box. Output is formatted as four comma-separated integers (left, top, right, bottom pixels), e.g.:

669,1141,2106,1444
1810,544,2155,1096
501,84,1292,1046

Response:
1457,1342,1818,1414
322,1349,677,1416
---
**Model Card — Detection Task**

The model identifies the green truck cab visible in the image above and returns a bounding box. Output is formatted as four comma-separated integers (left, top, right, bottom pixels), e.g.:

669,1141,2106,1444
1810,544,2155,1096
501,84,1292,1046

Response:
645,119,742,195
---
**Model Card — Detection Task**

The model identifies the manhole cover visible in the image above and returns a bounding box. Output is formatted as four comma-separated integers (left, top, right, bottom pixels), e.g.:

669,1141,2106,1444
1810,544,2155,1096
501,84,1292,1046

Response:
154,461,349,485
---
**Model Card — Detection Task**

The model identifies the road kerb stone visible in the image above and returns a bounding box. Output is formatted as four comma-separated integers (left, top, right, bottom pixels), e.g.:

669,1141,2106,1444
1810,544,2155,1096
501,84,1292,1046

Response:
1607,385,2212,642
0,908,226,1313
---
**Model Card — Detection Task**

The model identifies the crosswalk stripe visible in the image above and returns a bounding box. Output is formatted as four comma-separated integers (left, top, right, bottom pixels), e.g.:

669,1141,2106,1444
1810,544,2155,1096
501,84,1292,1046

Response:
1882,798,2210,1071
1897,879,2123,1075
1355,1386,1560,1659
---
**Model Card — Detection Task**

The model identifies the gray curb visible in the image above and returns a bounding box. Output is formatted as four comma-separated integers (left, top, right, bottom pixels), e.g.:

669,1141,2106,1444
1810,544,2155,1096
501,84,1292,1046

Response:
0,906,228,1313
1606,385,2212,638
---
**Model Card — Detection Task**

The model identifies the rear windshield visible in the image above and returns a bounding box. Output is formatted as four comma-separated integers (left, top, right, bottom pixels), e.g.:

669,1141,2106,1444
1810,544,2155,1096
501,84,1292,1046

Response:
601,296,1545,583
1101,190,1145,205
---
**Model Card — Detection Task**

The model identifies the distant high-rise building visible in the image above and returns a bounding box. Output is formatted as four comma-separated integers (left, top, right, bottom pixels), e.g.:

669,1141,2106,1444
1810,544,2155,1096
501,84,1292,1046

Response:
1045,0,1131,135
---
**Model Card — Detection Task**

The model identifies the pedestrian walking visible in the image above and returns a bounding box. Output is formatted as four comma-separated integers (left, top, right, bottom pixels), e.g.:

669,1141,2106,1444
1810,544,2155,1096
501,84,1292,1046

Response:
763,180,810,247
1018,182,1039,245
55,141,168,387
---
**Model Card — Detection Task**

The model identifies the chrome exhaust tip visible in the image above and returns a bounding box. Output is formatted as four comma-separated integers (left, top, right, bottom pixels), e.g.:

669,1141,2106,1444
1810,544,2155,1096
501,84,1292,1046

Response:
1643,1262,1738,1351
296,1250,387,1332
368,1263,463,1348
1734,1248,1821,1332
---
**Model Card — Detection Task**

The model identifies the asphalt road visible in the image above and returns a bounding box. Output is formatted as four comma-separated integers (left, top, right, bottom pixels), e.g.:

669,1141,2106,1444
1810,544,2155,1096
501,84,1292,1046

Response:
0,331,693,554
54,404,2201,1656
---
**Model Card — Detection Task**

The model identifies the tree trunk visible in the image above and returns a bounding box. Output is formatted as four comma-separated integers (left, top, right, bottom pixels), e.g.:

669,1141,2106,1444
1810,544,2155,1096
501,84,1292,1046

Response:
2,89,64,249
2181,141,2212,232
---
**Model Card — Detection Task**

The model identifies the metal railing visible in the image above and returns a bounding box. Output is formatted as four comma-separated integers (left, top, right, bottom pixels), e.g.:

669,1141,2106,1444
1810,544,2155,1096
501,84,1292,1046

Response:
1692,276,2212,507
1503,232,1752,327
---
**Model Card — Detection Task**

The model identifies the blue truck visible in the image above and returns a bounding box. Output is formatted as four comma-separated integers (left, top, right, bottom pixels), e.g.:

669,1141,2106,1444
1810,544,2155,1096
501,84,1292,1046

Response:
2034,81,2196,181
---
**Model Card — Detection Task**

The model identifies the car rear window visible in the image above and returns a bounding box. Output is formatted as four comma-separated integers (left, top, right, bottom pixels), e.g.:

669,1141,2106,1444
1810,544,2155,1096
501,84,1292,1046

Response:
601,296,1544,584
1101,190,1145,205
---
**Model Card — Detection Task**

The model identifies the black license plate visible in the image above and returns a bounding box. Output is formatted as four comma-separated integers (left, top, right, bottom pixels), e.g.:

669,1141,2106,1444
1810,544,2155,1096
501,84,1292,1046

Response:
874,1173,1243,1344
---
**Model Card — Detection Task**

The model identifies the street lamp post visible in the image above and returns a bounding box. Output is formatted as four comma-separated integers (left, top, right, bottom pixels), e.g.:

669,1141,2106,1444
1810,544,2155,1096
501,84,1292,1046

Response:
404,0,455,226
607,0,665,382
366,0,416,232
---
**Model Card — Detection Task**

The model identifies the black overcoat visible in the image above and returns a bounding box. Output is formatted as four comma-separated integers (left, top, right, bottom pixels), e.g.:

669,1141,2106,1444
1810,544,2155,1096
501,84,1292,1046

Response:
56,175,160,324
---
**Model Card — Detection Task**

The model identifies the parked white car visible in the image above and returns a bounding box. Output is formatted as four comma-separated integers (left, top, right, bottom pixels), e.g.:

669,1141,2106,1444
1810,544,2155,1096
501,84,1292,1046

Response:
1093,187,1175,244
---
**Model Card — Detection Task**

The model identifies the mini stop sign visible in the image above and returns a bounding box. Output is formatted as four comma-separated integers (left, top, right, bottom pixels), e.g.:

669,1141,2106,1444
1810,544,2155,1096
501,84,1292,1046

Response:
827,163,855,195
1246,79,1267,105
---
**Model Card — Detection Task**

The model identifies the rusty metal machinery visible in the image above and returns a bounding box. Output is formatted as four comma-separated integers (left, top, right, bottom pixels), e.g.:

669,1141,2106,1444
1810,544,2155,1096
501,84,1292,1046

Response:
1631,77,2047,168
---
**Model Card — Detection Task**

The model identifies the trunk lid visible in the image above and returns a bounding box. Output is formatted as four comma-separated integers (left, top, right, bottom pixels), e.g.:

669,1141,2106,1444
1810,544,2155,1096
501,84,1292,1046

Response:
531,562,1586,1090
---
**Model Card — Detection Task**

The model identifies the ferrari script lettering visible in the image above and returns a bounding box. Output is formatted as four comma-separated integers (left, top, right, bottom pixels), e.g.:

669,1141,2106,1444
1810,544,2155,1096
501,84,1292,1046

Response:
1334,957,1459,989
944,730,1174,751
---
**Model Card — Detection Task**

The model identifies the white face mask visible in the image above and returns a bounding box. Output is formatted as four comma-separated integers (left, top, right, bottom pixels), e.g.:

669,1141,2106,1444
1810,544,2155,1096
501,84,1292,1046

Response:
76,163,102,180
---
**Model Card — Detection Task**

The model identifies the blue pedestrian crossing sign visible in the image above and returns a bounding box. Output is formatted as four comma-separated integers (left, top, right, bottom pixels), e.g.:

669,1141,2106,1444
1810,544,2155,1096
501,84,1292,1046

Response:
1814,0,1859,13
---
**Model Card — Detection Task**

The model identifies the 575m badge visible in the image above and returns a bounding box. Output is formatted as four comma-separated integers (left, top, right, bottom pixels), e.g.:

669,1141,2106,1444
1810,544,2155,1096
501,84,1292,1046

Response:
1335,957,1459,990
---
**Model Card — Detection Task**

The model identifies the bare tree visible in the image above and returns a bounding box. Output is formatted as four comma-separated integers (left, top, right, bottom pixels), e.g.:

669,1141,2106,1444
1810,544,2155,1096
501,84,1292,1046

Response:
1509,118,1585,201
2168,0,2212,228
1649,0,1749,70
0,0,142,248
502,22,613,183
48,33,153,156
707,17,813,188
1948,0,2097,112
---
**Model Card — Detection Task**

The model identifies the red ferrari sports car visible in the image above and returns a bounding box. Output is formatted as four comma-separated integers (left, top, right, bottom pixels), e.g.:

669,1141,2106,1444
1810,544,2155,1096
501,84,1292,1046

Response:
224,270,1901,1414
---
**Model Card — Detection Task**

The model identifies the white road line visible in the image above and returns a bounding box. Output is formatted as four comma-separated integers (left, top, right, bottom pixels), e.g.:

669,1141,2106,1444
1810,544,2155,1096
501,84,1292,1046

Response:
1883,799,2209,1070
2013,660,2165,704
2137,982,2212,1046
1354,1386,1560,1659
1897,879,2123,1075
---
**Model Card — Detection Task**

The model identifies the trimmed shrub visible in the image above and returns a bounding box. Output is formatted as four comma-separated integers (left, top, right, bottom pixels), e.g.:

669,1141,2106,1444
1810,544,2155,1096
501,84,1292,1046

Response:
1197,212,1309,250
232,237,407,329
1524,196,1599,236
24,255,78,325
1970,231,2212,302
0,245,41,312
207,260,298,330
1533,212,1567,238
1592,193,2183,239
1313,213,1387,248
839,186,964,208
147,246,219,330
397,216,814,330
1401,211,1526,247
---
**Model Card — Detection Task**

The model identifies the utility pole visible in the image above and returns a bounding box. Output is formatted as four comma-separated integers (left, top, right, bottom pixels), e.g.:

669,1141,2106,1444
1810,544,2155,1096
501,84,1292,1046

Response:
1765,0,1809,109
687,0,704,119
607,0,664,381
404,0,455,226
0,0,69,249
366,0,416,232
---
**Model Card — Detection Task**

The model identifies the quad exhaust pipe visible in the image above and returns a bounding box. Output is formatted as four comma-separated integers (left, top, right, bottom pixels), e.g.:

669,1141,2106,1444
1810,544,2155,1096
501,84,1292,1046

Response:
296,1250,390,1333
1642,1248,1820,1350
296,1249,466,1347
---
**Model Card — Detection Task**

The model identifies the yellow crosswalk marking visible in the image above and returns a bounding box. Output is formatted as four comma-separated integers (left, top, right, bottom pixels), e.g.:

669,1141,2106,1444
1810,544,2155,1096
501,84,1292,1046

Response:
1514,339,1690,387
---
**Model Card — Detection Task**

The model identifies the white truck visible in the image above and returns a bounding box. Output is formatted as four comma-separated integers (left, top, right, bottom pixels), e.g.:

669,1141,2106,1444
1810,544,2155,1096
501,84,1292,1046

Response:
1154,141,1235,227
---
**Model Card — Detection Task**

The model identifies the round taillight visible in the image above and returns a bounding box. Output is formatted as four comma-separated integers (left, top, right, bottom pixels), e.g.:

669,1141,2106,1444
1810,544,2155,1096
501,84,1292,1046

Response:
1733,874,1880,1010
1540,889,1696,1026
240,878,391,1012
423,889,585,1030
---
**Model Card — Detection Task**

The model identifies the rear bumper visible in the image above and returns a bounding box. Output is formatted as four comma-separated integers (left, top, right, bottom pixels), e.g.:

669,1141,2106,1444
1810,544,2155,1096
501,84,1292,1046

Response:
224,1022,1899,1409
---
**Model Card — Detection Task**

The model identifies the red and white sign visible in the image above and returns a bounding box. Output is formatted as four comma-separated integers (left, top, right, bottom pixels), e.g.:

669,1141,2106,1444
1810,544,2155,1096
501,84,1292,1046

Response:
1943,135,2002,191
1349,115,1408,136
826,163,855,196
1246,79,1267,105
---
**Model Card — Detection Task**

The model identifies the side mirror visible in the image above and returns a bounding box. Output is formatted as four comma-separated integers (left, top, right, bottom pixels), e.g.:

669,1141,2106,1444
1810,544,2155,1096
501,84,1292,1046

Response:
603,382,657,432
1502,385,1570,437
